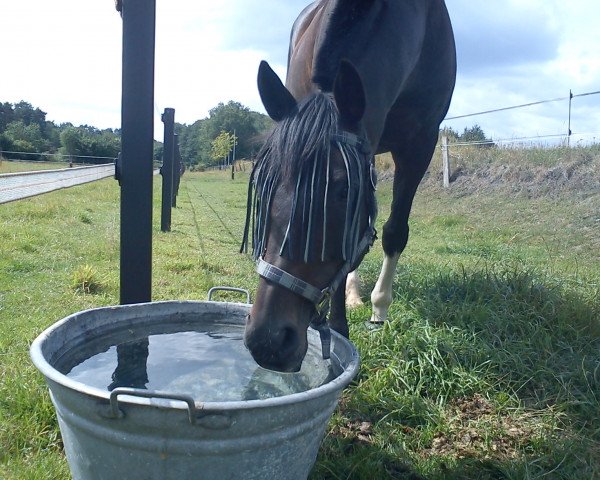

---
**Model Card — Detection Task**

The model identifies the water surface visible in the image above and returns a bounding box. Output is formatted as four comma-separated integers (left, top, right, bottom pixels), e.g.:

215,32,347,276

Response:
59,322,334,402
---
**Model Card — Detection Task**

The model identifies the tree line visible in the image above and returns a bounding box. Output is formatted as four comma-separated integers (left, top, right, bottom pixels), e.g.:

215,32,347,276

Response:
0,100,272,168
0,101,121,164
1,100,493,168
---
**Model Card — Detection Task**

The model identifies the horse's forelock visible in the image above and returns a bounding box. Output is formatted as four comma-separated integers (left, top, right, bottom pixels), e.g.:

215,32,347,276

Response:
259,92,337,177
249,92,340,261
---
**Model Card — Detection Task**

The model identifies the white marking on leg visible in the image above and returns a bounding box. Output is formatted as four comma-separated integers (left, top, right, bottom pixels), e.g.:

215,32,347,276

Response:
370,253,400,323
345,270,363,308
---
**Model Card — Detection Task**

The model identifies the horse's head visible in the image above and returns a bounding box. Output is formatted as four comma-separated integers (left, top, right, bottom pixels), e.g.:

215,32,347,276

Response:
242,60,377,372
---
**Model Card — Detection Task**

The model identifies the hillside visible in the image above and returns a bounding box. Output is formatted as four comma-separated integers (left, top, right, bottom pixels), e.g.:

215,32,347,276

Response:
378,144,600,198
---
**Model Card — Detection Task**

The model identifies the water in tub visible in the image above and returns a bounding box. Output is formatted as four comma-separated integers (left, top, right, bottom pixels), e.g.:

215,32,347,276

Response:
57,320,336,401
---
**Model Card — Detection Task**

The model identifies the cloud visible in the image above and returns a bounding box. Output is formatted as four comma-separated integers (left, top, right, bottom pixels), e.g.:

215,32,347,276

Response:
152,0,311,128
447,0,560,75
0,1,122,129
444,0,600,142
2,0,598,144
218,0,309,64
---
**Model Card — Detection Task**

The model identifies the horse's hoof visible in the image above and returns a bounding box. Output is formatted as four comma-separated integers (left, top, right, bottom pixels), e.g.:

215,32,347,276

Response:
364,320,384,331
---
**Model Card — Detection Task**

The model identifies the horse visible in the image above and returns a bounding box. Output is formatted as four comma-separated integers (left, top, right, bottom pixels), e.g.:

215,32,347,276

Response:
241,0,456,372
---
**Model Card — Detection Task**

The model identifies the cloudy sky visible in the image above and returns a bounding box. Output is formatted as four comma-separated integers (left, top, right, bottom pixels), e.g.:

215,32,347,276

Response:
1,0,599,145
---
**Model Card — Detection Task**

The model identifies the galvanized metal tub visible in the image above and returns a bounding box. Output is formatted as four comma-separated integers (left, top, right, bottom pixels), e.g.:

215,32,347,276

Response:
30,300,360,480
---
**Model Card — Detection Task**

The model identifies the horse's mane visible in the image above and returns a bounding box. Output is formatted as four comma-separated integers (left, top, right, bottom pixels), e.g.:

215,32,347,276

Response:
257,92,337,177
312,0,381,91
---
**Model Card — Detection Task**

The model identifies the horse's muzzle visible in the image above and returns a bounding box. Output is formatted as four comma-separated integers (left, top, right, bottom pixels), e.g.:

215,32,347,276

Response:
243,313,307,373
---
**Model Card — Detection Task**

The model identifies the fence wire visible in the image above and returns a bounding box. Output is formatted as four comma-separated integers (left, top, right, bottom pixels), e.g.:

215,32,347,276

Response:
445,89,600,121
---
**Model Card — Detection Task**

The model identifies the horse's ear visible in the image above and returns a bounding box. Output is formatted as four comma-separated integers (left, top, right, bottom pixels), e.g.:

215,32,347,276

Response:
257,61,297,122
333,59,366,127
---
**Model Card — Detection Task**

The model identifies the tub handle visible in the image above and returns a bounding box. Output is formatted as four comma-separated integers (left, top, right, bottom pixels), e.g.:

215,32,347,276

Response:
208,286,251,304
106,388,233,429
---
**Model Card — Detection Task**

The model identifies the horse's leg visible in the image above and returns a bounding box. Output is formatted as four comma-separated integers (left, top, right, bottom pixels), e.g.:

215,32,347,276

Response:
328,275,349,338
370,253,401,323
345,270,363,307
370,130,438,323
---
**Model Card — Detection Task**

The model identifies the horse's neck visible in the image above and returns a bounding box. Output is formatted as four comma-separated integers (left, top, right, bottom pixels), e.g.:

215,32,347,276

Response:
286,3,328,100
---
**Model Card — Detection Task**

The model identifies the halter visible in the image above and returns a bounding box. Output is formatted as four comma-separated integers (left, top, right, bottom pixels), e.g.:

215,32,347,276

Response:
256,219,376,359
242,130,377,359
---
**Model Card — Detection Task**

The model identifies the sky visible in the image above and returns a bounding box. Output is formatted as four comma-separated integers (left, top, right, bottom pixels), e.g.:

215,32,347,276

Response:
1,0,599,145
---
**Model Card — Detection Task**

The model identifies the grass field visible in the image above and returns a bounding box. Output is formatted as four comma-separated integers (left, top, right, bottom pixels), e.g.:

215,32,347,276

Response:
0,160,72,174
0,153,598,479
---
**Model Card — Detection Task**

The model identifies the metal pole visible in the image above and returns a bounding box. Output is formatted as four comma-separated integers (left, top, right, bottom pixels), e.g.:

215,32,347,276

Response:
231,130,236,180
173,134,181,207
567,89,573,147
160,108,175,232
119,0,156,305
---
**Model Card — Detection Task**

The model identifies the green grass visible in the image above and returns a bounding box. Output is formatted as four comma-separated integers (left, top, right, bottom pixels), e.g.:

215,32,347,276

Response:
431,142,600,169
0,162,598,479
0,160,70,174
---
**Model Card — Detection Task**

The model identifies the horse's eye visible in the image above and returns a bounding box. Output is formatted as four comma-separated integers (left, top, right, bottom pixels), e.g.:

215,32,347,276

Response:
332,185,348,203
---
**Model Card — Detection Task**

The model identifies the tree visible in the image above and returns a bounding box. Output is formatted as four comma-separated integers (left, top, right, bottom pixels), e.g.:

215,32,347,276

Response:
60,126,120,163
13,101,47,131
1,121,49,158
459,125,493,146
0,101,63,157
0,102,15,132
175,101,271,168
211,131,236,166
440,126,459,141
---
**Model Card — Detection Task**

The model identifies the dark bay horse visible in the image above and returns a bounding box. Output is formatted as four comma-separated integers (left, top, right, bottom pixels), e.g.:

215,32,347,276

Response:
242,0,456,372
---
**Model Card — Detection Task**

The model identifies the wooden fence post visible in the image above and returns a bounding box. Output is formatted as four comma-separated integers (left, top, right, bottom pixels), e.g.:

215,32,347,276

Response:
441,135,451,188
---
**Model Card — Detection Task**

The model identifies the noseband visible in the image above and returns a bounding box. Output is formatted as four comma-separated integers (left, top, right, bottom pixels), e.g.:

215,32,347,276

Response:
244,130,377,359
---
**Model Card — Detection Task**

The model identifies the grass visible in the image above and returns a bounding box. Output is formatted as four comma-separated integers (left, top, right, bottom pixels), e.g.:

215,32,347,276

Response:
432,141,600,169
0,159,71,174
0,153,599,478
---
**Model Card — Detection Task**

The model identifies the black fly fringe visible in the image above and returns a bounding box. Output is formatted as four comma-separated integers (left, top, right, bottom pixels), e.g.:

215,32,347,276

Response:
240,91,376,265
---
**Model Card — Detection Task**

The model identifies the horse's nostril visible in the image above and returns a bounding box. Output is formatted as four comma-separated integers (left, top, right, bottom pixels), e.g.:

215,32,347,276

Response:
244,315,304,372
279,327,298,355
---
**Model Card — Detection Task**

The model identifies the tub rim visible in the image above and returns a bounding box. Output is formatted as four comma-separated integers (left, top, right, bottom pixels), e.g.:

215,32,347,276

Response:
30,300,360,413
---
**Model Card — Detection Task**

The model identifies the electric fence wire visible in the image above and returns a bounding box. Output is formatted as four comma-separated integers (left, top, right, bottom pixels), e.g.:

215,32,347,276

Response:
445,89,600,121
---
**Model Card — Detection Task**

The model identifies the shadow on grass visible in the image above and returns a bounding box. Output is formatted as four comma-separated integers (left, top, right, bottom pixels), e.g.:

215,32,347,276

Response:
410,267,600,421
340,264,600,478
311,435,425,480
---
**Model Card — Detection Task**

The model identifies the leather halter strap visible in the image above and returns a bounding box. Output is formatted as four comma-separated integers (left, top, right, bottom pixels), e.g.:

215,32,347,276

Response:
257,259,324,305
257,225,376,306
256,224,376,359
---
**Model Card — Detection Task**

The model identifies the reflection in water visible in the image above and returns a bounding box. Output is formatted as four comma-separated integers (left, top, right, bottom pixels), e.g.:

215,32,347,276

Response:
64,329,334,401
242,366,319,401
108,338,149,391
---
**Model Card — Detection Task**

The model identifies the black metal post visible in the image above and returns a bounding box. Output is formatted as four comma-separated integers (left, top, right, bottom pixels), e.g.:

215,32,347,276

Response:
119,0,156,305
160,108,175,232
173,134,181,208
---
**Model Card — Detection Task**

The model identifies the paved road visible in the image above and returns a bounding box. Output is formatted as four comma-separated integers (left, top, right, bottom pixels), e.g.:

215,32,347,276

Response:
0,164,115,204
